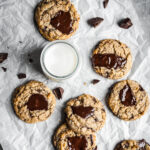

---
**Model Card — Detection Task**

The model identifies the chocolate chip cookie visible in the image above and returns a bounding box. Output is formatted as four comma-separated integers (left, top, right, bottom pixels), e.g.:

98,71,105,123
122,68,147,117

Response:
13,80,56,123
108,80,149,121
35,0,80,41
54,124,97,150
115,139,150,150
91,39,132,79
65,94,106,134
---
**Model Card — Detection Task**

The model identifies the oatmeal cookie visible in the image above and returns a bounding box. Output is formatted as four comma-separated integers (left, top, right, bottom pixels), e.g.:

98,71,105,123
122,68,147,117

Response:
35,0,80,41
108,80,149,121
13,80,56,123
65,94,106,134
91,39,132,79
115,139,150,150
55,125,97,150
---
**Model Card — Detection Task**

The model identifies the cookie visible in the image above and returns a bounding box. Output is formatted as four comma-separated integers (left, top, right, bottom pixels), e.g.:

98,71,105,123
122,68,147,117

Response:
65,94,106,134
108,80,149,121
13,80,56,123
54,124,97,150
35,0,80,41
115,139,150,150
53,124,69,147
91,39,132,79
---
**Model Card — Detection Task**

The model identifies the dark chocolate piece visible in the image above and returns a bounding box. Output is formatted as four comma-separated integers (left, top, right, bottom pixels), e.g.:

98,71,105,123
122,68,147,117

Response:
103,0,109,8
1,67,7,72
119,84,136,106
91,79,100,85
27,94,48,111
68,136,87,150
71,106,94,119
53,87,64,99
92,54,127,69
88,17,104,27
118,18,133,29
50,11,73,34
139,85,144,91
0,53,8,63
17,73,26,79
29,58,33,63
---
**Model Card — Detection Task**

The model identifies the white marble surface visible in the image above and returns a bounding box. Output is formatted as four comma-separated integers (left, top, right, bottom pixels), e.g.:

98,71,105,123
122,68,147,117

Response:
0,0,150,150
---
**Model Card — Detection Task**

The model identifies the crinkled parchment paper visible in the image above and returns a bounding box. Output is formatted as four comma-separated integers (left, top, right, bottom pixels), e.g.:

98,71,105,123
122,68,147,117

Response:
0,0,150,149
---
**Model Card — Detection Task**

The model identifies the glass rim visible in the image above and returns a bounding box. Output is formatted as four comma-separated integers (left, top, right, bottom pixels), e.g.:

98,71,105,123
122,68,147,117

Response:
40,40,80,79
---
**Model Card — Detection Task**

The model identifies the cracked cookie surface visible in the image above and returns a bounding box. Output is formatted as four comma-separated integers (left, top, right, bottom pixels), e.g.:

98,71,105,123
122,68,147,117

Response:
92,39,132,79
108,80,149,121
13,80,56,123
35,0,80,41
54,124,97,150
65,94,106,134
115,139,150,150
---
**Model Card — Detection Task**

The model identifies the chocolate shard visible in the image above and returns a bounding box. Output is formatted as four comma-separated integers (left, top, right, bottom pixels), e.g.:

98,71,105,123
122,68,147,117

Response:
17,73,26,79
91,79,100,85
0,53,8,63
88,17,104,28
2,67,7,72
53,87,64,99
29,58,33,63
118,18,133,29
103,0,109,8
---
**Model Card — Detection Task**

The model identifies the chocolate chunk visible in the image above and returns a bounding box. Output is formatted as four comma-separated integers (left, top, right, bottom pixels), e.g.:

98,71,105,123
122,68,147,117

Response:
29,58,33,63
53,87,64,99
103,0,109,8
139,85,144,91
17,73,26,79
90,135,93,145
27,94,48,111
1,67,7,72
50,11,73,34
119,84,136,106
93,146,97,150
0,53,8,63
68,136,87,150
118,18,133,29
71,106,94,119
19,41,22,43
91,79,100,85
88,17,104,28
92,54,127,69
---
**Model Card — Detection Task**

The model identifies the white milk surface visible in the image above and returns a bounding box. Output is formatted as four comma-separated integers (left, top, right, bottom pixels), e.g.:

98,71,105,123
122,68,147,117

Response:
43,43,78,77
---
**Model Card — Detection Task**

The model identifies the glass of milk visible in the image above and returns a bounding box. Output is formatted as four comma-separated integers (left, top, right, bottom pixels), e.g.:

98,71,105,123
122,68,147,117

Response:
40,41,80,81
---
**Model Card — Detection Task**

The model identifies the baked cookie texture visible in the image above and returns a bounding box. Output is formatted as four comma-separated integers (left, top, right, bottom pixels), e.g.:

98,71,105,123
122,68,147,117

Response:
13,80,56,123
53,124,97,150
92,39,132,79
35,0,80,41
65,94,106,134
115,139,150,150
108,80,149,121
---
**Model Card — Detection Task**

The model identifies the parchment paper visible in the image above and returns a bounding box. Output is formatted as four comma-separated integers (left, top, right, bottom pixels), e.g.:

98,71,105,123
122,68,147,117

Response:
0,0,150,150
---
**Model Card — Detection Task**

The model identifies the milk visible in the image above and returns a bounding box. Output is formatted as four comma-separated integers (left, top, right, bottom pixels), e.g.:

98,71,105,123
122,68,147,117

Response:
43,42,78,77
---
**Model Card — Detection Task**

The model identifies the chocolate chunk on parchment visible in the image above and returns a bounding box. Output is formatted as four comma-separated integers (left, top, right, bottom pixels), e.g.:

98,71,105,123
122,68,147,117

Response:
0,53,8,63
103,0,109,8
2,67,7,72
91,79,100,85
88,17,104,28
53,87,64,99
118,18,133,29
17,73,26,79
